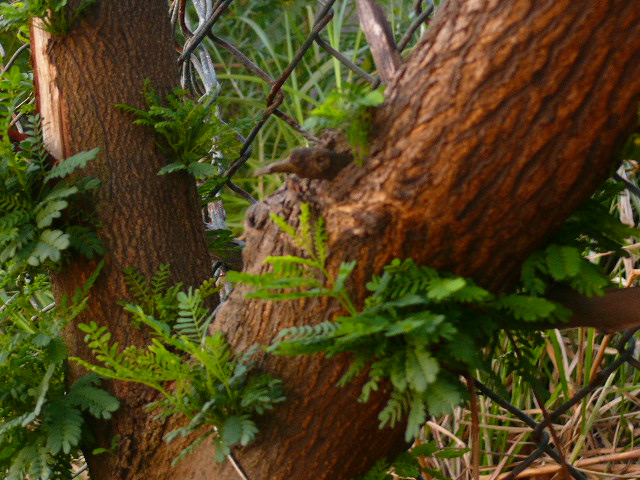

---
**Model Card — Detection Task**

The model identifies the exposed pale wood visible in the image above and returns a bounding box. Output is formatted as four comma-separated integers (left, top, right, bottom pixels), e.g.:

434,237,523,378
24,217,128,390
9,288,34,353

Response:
30,21,64,160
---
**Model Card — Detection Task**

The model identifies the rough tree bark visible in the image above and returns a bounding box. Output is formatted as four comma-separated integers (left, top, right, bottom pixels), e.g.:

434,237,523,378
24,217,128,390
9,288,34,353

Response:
30,1,640,480
31,2,214,479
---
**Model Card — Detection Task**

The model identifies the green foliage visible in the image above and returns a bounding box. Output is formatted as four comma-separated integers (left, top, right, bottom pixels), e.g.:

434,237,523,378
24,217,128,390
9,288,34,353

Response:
0,272,119,480
206,228,243,264
520,182,635,297
74,267,285,463
356,442,468,480
559,180,639,253
520,245,610,298
230,203,610,442
0,66,103,280
117,80,248,193
304,82,385,164
228,203,356,313
269,257,565,441
0,0,97,35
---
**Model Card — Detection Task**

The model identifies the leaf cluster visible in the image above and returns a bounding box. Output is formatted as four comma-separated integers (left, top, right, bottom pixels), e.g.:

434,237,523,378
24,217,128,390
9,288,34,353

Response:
228,203,356,314
0,273,119,480
232,203,613,442
117,80,248,190
357,441,468,480
521,180,636,297
74,267,285,463
0,67,103,280
304,82,384,164
558,180,639,254
270,258,571,441
0,0,97,36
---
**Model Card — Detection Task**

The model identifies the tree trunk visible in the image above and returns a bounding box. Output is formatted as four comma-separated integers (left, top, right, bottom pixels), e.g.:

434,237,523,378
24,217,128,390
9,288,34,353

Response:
31,2,214,479
30,1,640,480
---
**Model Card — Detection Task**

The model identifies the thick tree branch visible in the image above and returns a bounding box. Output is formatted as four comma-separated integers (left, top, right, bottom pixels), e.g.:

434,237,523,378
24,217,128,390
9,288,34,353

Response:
552,287,640,332
211,2,640,479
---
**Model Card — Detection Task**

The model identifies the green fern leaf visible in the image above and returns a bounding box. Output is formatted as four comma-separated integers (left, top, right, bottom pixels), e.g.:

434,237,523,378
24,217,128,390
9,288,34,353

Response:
334,260,356,293
150,264,172,297
269,213,298,241
423,377,464,417
313,216,328,264
414,347,439,387
6,445,53,480
27,229,70,265
239,416,259,446
404,395,427,442
426,277,466,300
41,184,78,202
68,373,120,419
43,401,83,454
520,251,547,295
298,203,313,250
158,162,187,175
68,226,104,258
497,294,559,322
378,391,408,429
25,446,53,480
44,147,100,181
545,244,582,281
568,261,609,297
186,162,217,178
35,199,68,228
221,415,243,446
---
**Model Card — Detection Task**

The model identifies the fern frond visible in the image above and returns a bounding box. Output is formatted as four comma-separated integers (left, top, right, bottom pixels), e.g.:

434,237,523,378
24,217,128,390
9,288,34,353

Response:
269,212,297,240
123,268,152,307
378,390,409,430
44,148,100,181
67,373,119,419
43,401,83,455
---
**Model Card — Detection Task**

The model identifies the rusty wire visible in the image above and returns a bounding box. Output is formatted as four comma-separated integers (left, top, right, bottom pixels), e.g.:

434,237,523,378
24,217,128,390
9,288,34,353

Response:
168,1,640,479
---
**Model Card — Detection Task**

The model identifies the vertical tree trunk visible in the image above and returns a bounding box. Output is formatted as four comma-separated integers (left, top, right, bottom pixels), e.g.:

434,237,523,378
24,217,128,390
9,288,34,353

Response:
31,2,213,479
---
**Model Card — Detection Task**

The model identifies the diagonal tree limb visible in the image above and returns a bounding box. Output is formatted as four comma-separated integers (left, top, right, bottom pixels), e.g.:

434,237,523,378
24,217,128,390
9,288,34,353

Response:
356,0,403,85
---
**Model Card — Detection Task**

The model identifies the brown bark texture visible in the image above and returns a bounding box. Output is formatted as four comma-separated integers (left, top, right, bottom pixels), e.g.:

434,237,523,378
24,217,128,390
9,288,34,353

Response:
210,1,640,479
30,0,640,480
31,2,214,479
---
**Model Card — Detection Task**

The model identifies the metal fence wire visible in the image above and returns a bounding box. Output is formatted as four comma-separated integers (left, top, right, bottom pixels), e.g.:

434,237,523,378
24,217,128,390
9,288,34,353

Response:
170,0,435,203
167,1,640,479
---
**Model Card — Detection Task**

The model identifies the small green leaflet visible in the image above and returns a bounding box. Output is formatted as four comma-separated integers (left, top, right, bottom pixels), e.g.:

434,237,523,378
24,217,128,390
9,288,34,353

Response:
44,147,100,181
